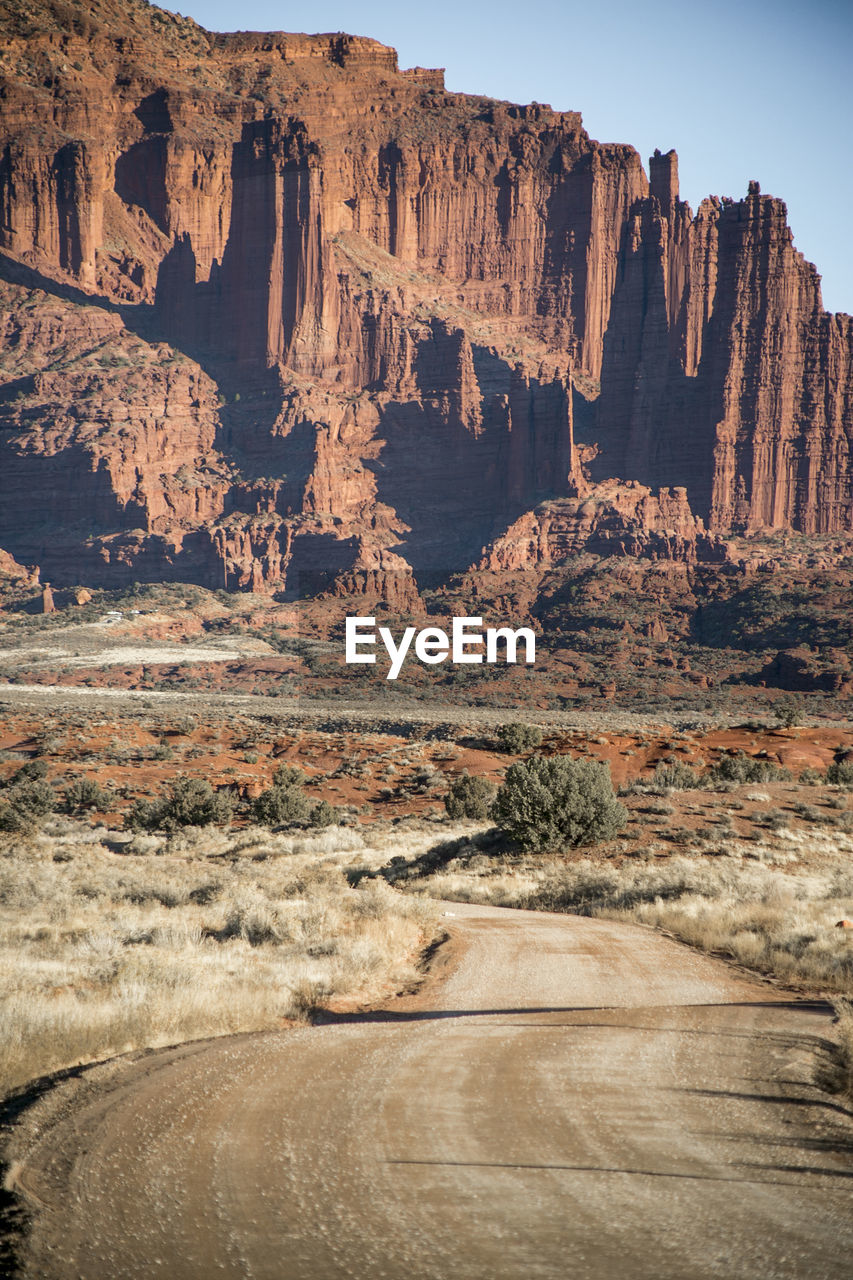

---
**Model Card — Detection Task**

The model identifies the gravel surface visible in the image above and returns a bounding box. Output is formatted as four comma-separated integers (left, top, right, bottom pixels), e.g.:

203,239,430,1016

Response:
7,903,853,1279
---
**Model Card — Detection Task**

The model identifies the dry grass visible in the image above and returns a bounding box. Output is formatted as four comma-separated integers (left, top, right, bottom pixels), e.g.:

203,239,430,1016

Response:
833,999,853,1101
408,828,853,994
0,819,446,1100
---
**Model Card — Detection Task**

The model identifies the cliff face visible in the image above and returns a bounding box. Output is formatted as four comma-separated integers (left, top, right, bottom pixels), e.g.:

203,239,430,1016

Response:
0,273,235,585
594,155,853,535
0,0,851,602
0,0,645,376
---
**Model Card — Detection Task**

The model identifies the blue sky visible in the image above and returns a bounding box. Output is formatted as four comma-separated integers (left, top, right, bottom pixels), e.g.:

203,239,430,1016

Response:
163,0,852,314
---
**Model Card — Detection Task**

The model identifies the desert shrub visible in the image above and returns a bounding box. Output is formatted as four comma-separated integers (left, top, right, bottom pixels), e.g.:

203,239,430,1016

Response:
408,766,443,795
651,761,699,790
252,785,312,827
8,779,56,814
0,805,23,834
827,760,853,788
127,797,163,831
307,800,340,829
794,802,828,824
8,759,49,784
752,807,788,831
776,699,803,729
496,722,543,754
128,777,232,832
273,763,307,789
444,772,497,820
491,756,627,851
0,778,57,831
252,764,338,828
63,777,111,814
707,752,790,784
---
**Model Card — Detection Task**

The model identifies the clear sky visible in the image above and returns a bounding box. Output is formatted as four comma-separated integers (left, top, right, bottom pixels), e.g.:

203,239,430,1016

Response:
162,0,852,314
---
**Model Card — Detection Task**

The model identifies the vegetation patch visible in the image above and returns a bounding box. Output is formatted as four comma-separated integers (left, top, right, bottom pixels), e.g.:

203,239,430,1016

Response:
496,722,543,754
491,755,627,851
444,772,497,820
0,821,441,1101
405,836,853,995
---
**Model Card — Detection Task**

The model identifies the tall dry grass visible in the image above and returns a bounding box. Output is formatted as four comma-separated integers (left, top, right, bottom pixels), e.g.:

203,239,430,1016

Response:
832,999,853,1101
0,819,444,1099
409,827,853,994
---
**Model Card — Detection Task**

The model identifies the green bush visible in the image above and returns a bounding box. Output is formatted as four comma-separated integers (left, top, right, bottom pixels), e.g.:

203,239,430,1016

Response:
444,772,497,820
776,699,803,729
128,777,232,832
0,806,28,834
491,755,627,851
252,763,341,829
252,781,340,828
7,780,56,814
252,784,312,827
307,799,340,828
753,807,788,832
127,798,164,831
651,761,699,790
827,760,853,788
273,764,307,789
0,778,57,832
63,778,112,814
0,784,55,833
496,722,543,754
8,759,49,784
707,753,790,784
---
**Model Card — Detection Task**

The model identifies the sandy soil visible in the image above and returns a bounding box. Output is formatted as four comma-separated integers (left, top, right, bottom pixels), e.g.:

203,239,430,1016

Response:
7,904,853,1279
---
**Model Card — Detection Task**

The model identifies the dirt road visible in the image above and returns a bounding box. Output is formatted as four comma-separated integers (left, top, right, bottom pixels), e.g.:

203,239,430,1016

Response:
9,904,853,1279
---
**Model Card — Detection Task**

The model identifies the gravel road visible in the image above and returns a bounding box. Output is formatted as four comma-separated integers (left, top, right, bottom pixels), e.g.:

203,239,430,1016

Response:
10,903,853,1279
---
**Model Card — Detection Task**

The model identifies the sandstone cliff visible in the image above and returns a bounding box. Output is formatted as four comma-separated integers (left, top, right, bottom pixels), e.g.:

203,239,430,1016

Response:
0,0,851,603
593,155,853,535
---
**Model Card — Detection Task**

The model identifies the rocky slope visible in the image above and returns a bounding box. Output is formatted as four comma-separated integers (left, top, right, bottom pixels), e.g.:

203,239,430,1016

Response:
0,0,851,605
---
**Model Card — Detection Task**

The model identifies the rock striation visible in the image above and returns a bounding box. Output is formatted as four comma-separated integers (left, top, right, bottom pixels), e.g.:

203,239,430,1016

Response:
0,0,851,602
594,155,853,535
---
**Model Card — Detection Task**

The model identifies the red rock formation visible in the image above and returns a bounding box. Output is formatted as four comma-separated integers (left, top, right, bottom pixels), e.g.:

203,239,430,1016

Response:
595,163,853,535
757,648,853,695
0,0,850,604
478,480,729,572
0,0,645,374
0,276,234,584
0,547,39,596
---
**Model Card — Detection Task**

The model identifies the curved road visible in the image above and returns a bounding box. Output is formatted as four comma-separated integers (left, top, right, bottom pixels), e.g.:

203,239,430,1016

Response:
11,904,853,1279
